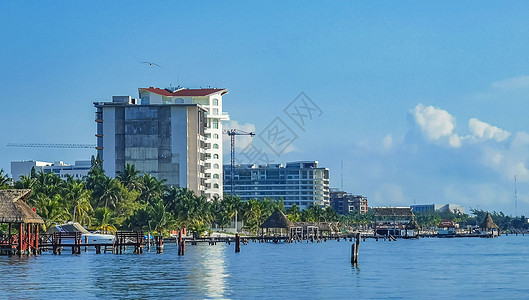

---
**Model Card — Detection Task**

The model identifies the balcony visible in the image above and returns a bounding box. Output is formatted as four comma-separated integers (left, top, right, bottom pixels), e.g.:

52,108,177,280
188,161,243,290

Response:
206,111,230,121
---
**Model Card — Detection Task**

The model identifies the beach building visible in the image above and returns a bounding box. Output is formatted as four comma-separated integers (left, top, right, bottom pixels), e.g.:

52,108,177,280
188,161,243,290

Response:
373,207,415,237
94,89,216,196
11,160,91,180
0,189,44,255
437,219,456,235
411,204,465,214
330,189,368,214
479,213,500,237
223,161,330,209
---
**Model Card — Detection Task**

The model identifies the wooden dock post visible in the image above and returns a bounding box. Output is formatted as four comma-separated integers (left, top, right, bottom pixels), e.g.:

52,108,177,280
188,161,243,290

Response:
235,233,241,253
351,232,360,264
156,235,164,254
84,235,88,252
178,231,184,256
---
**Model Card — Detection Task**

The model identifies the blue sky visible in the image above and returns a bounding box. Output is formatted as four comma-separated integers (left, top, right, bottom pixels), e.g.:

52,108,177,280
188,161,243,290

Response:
2,1,529,215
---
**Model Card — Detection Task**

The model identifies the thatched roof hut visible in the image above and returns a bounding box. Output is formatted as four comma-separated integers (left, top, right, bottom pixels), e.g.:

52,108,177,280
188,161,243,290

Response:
0,189,43,224
480,213,499,229
261,209,294,228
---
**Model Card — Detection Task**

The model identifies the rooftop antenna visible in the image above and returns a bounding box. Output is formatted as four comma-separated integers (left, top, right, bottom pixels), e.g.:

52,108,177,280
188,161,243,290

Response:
340,160,343,190
515,174,518,217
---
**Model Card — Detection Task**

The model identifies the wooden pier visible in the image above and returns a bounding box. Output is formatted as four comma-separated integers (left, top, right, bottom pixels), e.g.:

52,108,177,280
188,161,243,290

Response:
39,231,145,255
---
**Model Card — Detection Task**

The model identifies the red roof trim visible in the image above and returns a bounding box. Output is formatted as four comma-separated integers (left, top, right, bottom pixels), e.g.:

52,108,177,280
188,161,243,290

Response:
139,87,226,97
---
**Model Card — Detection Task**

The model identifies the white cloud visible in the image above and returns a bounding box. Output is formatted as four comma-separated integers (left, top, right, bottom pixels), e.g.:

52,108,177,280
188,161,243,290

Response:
412,104,459,147
373,183,406,206
382,135,393,151
468,118,511,142
481,132,529,182
491,76,529,90
411,104,511,148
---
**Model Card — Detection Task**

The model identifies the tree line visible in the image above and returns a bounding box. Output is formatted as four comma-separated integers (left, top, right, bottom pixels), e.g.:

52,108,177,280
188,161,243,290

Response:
0,160,358,236
2,163,526,235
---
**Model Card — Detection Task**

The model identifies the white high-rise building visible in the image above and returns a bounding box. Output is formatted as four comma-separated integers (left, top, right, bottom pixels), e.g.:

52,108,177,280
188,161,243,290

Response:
137,87,229,199
223,161,330,209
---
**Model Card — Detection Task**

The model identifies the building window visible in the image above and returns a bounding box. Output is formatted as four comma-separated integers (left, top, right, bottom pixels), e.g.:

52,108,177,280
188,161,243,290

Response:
212,108,218,115
213,121,218,129
213,174,219,179
213,144,219,149
213,99,218,106
213,154,219,159
213,133,219,139
213,164,219,169
214,183,219,189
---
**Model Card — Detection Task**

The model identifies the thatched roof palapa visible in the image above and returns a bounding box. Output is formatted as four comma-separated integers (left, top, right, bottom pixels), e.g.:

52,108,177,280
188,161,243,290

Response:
479,213,499,229
0,189,44,224
261,209,294,228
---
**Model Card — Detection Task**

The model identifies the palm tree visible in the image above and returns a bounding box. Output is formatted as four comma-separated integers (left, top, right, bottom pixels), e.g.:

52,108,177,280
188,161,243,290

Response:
286,204,302,222
35,194,71,231
93,176,121,209
0,169,12,189
66,181,93,226
222,194,243,230
116,163,143,191
14,174,36,189
243,199,262,233
139,174,166,204
92,207,117,232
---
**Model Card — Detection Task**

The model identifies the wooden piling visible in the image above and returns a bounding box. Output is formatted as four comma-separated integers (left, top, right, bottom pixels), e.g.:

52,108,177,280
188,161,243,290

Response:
235,233,241,253
351,232,360,264
156,235,164,254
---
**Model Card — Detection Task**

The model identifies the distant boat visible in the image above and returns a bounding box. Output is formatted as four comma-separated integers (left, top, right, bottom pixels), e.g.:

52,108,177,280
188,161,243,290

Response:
47,222,115,245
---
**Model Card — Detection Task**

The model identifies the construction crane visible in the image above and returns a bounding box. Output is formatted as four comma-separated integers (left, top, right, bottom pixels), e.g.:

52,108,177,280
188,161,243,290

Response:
7,143,96,148
223,129,255,196
223,129,255,233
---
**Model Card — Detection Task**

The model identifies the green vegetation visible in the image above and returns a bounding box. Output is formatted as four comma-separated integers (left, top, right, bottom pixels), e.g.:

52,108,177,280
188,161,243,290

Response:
10,158,525,234
414,209,529,233
8,158,348,235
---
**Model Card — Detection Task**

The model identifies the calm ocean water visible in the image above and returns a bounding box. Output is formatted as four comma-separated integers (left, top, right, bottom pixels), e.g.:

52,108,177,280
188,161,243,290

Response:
1,235,528,299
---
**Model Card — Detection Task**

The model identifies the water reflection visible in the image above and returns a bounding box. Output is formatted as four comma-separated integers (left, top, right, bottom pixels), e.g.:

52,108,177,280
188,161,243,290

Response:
189,244,229,298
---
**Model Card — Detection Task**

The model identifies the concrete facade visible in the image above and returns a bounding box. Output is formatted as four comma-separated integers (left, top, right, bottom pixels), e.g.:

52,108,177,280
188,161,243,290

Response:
411,204,465,214
223,161,330,209
330,189,368,214
137,87,229,199
94,94,208,196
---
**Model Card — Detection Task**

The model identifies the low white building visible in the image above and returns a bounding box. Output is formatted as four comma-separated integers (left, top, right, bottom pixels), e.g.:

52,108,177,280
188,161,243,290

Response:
11,160,91,180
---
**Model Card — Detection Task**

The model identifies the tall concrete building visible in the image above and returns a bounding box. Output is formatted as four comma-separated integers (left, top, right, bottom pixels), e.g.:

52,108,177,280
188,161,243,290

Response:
94,91,213,196
330,189,368,215
223,161,330,209
136,87,229,199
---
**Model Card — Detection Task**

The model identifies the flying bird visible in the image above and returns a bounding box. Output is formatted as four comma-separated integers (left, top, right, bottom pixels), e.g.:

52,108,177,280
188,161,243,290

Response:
141,61,162,68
